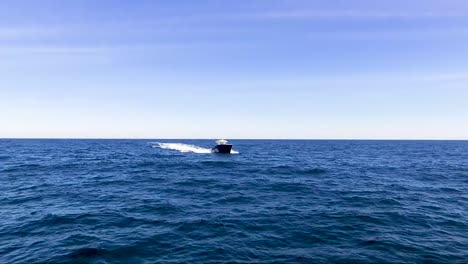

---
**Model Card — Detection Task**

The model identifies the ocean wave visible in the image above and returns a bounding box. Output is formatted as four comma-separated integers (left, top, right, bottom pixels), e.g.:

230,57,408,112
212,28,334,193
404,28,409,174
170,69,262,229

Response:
199,161,239,168
2,163,43,173
267,165,327,175
130,160,204,171
0,155,11,161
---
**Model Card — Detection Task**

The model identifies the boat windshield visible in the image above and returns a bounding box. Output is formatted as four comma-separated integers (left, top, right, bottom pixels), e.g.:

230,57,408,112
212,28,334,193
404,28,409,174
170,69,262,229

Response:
216,139,228,145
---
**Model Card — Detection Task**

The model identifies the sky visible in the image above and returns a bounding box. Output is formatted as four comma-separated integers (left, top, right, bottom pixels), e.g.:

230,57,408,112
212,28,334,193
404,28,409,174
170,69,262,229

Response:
1,0,468,139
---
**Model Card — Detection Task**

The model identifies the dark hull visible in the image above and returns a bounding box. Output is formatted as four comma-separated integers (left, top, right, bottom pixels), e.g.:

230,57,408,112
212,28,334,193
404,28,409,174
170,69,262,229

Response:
211,144,232,154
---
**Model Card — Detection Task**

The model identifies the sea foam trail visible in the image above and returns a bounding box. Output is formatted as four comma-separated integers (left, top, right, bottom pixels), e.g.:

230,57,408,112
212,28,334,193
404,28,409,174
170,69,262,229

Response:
155,143,211,153
152,142,238,154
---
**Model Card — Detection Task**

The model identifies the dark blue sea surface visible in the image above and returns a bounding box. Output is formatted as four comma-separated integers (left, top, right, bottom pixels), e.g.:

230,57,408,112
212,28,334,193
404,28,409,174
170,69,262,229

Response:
1,139,467,263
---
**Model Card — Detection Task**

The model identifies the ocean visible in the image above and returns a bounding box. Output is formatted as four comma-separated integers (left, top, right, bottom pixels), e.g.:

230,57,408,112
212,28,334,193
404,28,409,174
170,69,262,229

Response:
0,139,467,263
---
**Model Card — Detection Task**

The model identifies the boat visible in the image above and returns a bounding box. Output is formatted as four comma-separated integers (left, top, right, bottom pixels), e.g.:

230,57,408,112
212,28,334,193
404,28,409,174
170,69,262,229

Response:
211,139,232,154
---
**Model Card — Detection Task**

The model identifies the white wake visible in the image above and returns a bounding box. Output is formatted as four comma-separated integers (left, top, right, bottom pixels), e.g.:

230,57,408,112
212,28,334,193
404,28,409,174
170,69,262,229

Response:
151,142,238,154
154,143,212,153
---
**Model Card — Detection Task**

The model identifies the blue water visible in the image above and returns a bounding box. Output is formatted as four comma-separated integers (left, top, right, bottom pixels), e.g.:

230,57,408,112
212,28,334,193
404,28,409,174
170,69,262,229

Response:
1,139,467,263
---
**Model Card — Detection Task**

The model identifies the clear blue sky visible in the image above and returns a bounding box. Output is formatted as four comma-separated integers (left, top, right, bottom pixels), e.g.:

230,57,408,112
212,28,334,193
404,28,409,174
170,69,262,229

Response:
1,0,468,139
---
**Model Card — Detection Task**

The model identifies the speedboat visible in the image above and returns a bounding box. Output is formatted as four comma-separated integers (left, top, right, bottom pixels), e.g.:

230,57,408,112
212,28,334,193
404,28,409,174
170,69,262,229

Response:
211,139,232,154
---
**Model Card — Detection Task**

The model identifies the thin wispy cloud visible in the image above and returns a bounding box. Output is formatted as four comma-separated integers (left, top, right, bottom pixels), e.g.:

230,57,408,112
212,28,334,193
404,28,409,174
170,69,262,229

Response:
238,9,468,20
306,28,468,40
0,26,60,40
417,71,468,82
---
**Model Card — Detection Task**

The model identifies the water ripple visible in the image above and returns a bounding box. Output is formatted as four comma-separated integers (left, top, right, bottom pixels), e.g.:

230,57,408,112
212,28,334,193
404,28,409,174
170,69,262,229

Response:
0,139,467,263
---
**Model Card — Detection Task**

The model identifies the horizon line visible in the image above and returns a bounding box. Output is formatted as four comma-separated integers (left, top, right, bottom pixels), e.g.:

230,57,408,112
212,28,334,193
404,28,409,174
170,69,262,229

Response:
1,137,467,141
